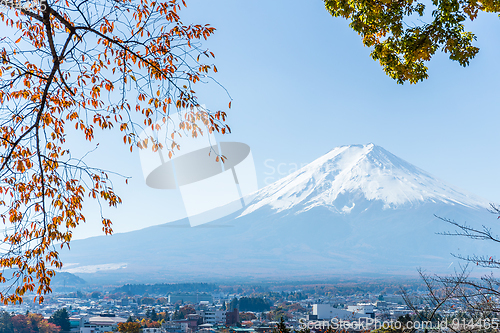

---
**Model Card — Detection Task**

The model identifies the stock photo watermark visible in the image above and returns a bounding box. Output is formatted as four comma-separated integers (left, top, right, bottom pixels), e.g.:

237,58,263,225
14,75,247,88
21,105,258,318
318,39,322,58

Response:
263,159,308,185
0,0,46,11
139,111,258,227
299,318,500,331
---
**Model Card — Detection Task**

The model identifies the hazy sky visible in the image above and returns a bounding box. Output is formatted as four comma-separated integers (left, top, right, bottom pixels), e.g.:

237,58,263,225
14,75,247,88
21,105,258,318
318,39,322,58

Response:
72,0,500,239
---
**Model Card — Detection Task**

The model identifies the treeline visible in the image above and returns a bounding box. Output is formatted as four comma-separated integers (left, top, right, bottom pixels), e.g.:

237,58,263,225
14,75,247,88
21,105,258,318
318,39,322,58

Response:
114,283,218,295
0,311,62,333
229,297,271,312
258,291,307,303
296,281,416,296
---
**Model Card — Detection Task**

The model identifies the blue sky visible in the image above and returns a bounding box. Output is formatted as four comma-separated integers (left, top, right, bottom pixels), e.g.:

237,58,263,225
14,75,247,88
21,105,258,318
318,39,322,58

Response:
72,0,500,239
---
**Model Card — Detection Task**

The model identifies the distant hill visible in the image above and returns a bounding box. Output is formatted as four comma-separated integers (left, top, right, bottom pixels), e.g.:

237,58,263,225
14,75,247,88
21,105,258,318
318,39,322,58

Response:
59,144,498,283
51,272,86,290
113,282,218,295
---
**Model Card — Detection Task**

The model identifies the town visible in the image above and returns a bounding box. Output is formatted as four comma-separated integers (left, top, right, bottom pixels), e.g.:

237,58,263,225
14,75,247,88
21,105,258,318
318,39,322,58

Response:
0,280,485,333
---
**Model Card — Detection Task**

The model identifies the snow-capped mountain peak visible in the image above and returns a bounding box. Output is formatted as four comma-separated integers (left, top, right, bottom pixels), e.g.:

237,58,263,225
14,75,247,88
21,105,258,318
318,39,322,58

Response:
241,143,488,216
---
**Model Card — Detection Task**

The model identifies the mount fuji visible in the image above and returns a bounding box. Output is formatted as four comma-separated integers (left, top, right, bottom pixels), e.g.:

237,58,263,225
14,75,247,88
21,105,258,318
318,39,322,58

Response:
244,143,486,215
61,144,497,282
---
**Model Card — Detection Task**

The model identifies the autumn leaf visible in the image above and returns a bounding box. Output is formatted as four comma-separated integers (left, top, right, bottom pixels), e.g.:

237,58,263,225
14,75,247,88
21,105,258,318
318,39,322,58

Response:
0,0,231,305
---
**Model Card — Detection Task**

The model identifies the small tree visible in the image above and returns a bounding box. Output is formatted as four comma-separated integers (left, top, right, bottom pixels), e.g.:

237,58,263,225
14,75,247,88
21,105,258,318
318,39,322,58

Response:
400,206,500,332
229,298,238,311
0,311,13,333
49,308,70,332
90,291,101,299
118,322,141,333
429,205,500,316
151,308,158,322
273,317,290,333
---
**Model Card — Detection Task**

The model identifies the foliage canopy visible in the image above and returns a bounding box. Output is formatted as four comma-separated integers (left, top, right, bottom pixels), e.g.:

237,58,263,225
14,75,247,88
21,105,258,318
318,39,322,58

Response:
324,0,500,83
0,0,229,304
49,308,70,332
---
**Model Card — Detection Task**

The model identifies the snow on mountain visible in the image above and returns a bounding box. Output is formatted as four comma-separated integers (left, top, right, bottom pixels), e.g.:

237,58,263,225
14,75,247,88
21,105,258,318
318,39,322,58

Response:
242,143,488,216
61,143,496,282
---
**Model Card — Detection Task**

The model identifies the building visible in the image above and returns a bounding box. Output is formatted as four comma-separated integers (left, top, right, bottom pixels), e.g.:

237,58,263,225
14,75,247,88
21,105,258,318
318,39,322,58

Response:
390,306,411,318
312,304,368,320
163,320,190,333
142,328,163,333
226,309,239,326
80,328,96,333
229,329,255,333
80,314,127,332
254,326,274,333
197,310,226,325
347,303,375,318
69,316,84,332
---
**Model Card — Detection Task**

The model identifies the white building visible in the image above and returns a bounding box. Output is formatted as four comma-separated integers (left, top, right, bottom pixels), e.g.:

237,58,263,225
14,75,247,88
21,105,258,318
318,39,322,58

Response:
80,328,96,333
80,315,127,332
312,304,368,320
163,321,189,333
347,303,375,318
197,310,226,325
390,306,411,318
142,328,163,333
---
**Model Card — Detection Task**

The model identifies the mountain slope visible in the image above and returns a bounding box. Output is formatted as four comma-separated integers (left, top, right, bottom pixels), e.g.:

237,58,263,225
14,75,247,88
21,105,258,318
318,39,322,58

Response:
60,144,497,282
243,143,486,215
